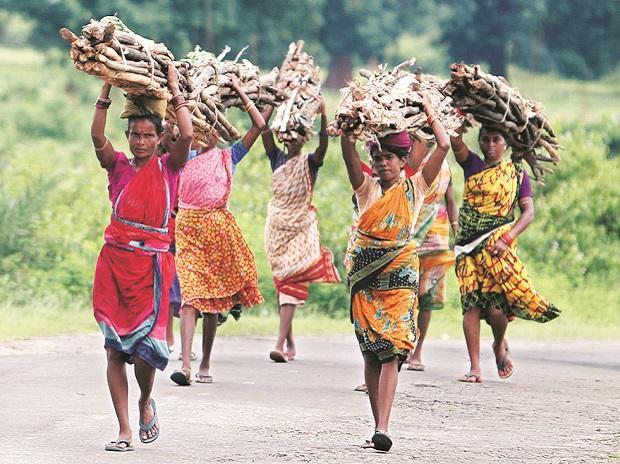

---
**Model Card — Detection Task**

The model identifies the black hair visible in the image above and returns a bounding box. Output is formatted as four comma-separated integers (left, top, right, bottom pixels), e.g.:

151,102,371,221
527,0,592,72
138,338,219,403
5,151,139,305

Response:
127,115,164,135
478,126,507,141
372,144,409,159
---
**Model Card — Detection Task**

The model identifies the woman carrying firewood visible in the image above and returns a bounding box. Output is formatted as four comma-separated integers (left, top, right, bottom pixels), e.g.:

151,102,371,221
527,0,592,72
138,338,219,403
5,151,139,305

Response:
260,98,341,363
340,93,449,452
405,142,459,371
169,75,265,387
450,127,561,384
92,65,192,451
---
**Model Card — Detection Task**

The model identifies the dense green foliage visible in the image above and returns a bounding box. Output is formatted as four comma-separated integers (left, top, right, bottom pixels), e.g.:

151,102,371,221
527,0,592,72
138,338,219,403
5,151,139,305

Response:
1,0,617,81
438,0,620,79
0,47,618,331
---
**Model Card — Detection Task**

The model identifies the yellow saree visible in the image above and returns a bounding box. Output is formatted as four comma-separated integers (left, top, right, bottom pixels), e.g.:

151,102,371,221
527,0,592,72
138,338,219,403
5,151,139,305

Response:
455,160,560,322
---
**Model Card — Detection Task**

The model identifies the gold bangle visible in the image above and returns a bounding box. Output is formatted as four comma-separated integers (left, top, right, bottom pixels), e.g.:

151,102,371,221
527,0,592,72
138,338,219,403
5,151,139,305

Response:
94,137,110,151
244,101,256,112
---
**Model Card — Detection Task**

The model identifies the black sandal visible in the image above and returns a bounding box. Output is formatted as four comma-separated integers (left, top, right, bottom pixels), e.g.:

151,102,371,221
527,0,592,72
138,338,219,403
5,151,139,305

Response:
371,431,393,452
170,368,191,386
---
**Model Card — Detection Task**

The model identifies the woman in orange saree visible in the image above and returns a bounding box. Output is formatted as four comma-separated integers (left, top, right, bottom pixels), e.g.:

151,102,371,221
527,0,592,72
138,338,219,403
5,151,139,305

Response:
340,93,449,452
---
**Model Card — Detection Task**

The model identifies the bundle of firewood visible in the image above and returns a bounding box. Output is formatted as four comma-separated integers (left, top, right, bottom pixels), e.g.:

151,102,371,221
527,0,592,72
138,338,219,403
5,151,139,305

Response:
186,47,285,111
444,63,561,180
59,17,223,143
416,72,467,139
269,41,322,144
59,16,184,100
328,59,463,143
181,46,286,144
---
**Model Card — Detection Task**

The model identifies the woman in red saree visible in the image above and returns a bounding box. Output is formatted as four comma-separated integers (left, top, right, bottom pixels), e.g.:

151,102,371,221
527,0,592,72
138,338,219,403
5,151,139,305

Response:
91,66,192,452
341,93,449,452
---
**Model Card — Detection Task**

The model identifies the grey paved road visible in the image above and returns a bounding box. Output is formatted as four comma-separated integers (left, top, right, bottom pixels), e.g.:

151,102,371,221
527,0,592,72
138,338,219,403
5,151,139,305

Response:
0,334,618,463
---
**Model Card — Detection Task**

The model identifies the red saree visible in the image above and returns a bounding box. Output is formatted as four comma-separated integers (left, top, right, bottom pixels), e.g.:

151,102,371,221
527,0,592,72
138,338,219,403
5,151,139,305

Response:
93,155,174,370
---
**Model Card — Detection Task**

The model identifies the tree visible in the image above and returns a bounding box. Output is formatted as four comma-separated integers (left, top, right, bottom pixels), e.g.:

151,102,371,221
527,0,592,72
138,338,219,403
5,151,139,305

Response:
1,0,324,67
539,0,620,79
320,0,402,88
438,0,542,77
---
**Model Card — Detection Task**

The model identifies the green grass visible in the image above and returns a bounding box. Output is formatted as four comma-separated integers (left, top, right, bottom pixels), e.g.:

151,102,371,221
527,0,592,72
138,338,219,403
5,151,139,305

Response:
2,274,618,341
508,65,620,124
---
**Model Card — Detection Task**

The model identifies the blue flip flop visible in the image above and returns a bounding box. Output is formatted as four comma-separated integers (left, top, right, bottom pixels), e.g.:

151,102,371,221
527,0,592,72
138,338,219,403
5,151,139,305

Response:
139,398,160,444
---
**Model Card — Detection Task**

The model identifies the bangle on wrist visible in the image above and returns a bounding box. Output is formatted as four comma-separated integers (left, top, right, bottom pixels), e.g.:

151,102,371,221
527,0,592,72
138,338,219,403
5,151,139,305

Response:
94,137,110,151
451,221,458,226
95,97,111,110
427,113,437,125
174,101,189,112
171,95,186,107
499,233,514,246
243,101,256,112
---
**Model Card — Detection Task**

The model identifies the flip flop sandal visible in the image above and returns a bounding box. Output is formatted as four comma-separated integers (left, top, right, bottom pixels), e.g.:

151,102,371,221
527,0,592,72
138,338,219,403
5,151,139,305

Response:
195,373,213,384
178,351,198,361
170,369,191,386
269,350,288,363
497,347,515,379
371,431,393,452
139,398,160,444
458,373,482,383
360,439,374,449
105,440,134,452
407,363,426,371
354,383,368,392
494,341,514,379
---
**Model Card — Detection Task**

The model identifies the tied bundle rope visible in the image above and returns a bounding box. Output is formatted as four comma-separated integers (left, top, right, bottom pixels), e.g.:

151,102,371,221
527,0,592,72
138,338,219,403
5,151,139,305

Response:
443,62,562,181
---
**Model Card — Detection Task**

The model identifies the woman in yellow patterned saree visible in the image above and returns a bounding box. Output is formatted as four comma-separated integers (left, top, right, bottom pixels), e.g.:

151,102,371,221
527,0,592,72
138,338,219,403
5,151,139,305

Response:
451,128,560,384
341,93,449,452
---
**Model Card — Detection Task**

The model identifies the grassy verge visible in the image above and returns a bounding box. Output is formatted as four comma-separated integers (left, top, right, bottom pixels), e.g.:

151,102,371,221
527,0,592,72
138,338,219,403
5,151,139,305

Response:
2,275,618,342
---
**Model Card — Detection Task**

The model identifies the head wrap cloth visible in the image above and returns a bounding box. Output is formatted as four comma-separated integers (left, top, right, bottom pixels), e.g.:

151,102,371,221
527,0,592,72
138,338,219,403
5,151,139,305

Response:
366,131,413,156
120,94,167,120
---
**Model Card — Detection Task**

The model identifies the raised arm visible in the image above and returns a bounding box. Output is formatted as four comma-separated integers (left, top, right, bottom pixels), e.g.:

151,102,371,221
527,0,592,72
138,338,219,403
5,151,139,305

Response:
231,75,266,151
341,136,365,190
489,196,534,257
419,93,450,186
167,65,193,171
450,126,470,164
445,181,459,236
407,139,429,173
309,96,328,166
260,105,277,156
91,83,117,169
